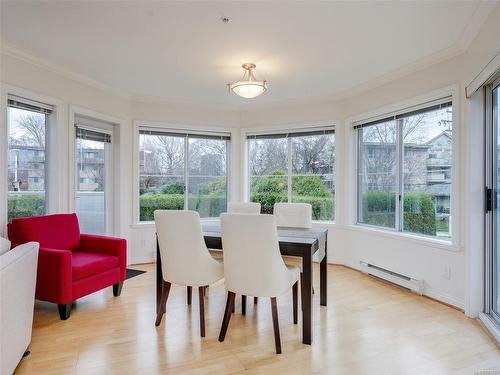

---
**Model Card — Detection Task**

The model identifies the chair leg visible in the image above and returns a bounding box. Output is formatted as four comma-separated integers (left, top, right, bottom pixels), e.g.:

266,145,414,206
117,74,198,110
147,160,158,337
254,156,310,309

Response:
218,291,235,342
198,286,206,337
58,303,71,320
187,286,192,305
270,297,282,354
242,295,247,315
155,281,171,326
113,282,123,297
292,281,298,324
254,297,258,304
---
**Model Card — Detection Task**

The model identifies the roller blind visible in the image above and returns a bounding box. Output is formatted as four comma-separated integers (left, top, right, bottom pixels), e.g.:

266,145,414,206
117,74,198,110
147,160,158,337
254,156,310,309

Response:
246,126,335,139
75,126,111,143
7,94,54,114
353,97,452,130
139,128,231,141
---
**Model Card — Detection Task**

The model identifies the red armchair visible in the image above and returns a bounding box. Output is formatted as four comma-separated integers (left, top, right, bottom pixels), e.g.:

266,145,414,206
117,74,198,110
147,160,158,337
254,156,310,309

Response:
8,213,127,320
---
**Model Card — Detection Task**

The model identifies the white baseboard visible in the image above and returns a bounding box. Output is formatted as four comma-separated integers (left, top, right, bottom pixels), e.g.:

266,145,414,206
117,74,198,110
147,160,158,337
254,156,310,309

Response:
424,288,464,310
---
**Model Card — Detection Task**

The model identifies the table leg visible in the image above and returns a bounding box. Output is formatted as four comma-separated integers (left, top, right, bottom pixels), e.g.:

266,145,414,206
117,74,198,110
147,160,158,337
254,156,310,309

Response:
302,250,312,345
320,233,327,306
156,236,162,313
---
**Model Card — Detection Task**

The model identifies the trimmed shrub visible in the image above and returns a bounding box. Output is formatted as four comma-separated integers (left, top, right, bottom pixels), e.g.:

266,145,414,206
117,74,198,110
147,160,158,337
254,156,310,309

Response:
293,196,335,221
160,181,185,195
251,192,288,214
139,194,184,221
403,192,436,236
292,175,331,197
7,194,45,222
250,172,334,220
361,191,436,236
188,194,226,218
139,193,227,221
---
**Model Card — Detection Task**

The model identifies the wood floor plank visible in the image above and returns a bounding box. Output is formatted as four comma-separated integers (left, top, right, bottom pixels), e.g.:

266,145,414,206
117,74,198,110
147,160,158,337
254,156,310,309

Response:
14,263,499,374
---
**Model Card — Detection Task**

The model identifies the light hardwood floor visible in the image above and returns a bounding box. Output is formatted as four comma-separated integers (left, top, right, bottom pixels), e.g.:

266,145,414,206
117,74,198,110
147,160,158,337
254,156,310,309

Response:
15,263,499,375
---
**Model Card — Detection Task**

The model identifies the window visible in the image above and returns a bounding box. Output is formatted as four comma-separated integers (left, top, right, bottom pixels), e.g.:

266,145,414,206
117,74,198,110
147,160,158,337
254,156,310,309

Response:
7,95,53,222
138,128,230,221
247,128,335,221
356,98,453,240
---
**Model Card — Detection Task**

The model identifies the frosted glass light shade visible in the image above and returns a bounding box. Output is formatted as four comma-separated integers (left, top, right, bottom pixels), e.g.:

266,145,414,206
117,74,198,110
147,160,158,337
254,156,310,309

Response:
230,80,267,99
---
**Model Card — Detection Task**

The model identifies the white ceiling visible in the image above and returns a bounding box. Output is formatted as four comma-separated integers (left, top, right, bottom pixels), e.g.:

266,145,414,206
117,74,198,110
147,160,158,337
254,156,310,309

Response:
0,1,495,109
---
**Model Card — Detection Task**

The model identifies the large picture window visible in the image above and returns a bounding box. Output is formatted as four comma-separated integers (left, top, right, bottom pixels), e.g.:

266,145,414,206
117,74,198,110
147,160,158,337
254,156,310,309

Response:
7,95,53,222
248,128,335,221
356,98,453,240
138,128,230,221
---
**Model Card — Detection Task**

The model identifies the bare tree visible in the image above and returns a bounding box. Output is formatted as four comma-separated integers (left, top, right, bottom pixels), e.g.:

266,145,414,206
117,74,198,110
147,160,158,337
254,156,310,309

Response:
15,114,45,147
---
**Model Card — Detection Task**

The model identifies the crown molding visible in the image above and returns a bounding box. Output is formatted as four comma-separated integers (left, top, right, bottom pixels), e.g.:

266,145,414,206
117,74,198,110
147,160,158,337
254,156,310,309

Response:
0,40,131,100
0,1,496,113
455,0,499,53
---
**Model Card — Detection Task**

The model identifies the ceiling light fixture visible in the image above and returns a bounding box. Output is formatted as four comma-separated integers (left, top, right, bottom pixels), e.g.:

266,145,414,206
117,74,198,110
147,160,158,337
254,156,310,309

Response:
228,63,267,99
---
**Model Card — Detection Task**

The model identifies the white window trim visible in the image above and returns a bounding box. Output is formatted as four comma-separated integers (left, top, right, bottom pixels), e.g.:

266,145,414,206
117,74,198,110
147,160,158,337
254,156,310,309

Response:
0,84,66,235
132,120,235,225
346,84,461,251
68,106,124,236
241,120,338,223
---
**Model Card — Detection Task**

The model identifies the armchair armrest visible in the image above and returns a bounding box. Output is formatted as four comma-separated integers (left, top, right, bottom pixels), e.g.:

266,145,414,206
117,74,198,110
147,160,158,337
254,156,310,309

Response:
36,247,72,304
80,234,127,281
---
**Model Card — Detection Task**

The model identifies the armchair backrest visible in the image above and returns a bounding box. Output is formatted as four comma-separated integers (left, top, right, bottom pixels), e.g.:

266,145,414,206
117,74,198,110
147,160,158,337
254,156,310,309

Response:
9,214,81,251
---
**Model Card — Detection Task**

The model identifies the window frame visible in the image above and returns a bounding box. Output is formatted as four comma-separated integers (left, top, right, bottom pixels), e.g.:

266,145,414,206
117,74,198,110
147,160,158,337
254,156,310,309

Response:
134,122,232,224
245,125,336,222
0,85,66,234
351,87,460,247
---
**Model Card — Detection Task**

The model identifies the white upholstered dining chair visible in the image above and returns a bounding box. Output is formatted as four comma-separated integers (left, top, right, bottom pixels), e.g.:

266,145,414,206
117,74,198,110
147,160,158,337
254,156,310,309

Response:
273,202,314,293
219,213,300,354
227,201,261,214
273,202,312,228
154,210,224,337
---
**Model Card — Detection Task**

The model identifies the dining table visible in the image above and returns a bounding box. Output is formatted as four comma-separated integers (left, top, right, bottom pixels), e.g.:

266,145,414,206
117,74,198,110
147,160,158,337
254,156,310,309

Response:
156,222,328,345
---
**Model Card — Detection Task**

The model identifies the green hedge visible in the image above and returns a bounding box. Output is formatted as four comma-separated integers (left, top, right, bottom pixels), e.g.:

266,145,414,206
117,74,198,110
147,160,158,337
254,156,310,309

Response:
139,193,227,221
361,191,436,236
250,192,334,221
7,194,45,222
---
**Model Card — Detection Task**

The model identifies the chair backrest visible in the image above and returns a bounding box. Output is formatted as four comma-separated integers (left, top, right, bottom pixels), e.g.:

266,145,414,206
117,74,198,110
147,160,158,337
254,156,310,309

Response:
227,202,261,214
9,213,81,251
154,210,221,286
273,203,312,228
0,242,39,375
220,213,292,297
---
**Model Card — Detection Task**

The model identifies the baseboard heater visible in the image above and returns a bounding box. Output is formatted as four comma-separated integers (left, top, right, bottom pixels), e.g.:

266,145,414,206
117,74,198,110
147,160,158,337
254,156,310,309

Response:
359,261,424,295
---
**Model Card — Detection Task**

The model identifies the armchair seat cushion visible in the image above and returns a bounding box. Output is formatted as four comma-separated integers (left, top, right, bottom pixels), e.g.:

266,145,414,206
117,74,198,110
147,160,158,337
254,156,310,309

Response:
72,252,118,281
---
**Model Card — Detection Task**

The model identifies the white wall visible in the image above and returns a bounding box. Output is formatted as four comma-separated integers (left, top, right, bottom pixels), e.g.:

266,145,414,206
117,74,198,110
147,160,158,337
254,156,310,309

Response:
0,4,499,313
238,4,500,313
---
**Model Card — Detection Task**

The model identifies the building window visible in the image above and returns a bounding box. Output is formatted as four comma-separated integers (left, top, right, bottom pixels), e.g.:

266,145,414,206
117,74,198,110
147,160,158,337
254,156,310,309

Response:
356,97,453,240
138,128,230,221
7,95,53,222
247,128,335,221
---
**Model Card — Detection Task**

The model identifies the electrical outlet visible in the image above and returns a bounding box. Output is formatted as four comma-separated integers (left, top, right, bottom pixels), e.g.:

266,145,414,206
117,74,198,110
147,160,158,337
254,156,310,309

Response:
442,266,451,280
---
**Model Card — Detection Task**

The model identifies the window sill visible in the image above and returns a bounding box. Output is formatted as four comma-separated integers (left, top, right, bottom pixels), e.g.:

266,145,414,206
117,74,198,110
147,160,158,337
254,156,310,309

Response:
344,224,460,252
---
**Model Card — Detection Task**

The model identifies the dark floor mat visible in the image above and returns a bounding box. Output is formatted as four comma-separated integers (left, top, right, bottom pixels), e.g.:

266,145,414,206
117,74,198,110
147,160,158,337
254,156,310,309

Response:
126,268,146,280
